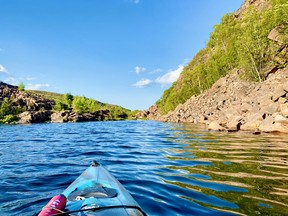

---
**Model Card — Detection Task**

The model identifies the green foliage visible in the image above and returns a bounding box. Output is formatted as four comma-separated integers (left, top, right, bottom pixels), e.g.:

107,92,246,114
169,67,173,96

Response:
107,106,129,120
0,97,20,124
52,92,133,120
53,92,107,114
86,98,102,113
56,94,103,114
53,100,65,111
72,96,103,114
54,93,74,111
156,0,288,114
27,90,64,101
18,81,25,91
0,97,13,117
0,114,18,124
51,92,133,120
63,93,74,109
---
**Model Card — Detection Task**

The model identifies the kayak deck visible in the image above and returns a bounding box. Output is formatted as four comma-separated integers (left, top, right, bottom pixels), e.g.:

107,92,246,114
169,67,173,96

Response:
59,161,145,216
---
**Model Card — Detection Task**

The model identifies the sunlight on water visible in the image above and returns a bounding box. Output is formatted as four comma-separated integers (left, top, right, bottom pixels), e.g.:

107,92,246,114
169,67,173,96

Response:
0,121,287,215
164,123,288,215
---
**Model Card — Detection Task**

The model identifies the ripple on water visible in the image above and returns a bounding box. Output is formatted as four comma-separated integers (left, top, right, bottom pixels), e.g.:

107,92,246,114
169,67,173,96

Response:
0,121,288,216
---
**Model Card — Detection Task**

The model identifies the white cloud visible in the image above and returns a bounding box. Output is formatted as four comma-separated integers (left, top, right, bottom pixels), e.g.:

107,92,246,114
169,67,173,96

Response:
131,64,185,88
132,0,140,4
26,83,50,90
0,64,7,73
134,66,146,74
155,65,184,85
132,78,152,88
149,68,162,74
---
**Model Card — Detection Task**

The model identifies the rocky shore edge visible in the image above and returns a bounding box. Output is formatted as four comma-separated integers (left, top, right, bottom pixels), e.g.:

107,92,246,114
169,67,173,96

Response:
138,67,288,134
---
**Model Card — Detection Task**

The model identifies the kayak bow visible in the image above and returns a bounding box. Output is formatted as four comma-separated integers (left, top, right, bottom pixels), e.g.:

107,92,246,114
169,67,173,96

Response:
38,161,146,216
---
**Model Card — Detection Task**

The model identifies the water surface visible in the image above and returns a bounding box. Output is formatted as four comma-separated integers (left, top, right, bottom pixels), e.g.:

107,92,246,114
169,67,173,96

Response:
0,121,287,215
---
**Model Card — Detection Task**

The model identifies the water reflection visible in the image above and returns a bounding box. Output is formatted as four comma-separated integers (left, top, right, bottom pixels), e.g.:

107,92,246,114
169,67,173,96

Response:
0,121,287,215
162,123,288,215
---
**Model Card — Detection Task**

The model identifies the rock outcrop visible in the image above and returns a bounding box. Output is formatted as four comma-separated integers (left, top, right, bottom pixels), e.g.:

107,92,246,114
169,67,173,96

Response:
234,0,270,19
18,111,52,124
143,67,288,133
50,110,110,123
0,82,55,111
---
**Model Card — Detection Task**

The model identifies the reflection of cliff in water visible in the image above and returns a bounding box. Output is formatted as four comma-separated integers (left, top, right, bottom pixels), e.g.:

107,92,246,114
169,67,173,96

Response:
161,124,288,215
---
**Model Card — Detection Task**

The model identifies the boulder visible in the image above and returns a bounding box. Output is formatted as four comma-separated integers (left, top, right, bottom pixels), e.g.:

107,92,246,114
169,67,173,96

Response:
208,121,225,131
268,25,287,44
278,97,287,104
280,104,288,117
51,111,90,123
226,116,243,131
271,122,288,133
271,86,287,101
258,116,274,132
271,115,288,133
18,111,51,124
225,107,240,119
261,103,279,115
51,110,110,123
240,102,253,114
241,113,264,131
51,111,71,123
274,114,288,123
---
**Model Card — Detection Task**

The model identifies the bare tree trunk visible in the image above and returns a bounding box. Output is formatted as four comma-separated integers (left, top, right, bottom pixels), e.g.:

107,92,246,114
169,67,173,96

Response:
249,53,262,82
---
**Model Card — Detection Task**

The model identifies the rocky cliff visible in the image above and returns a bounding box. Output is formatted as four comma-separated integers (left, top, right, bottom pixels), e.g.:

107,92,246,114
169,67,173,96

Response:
0,81,55,111
140,0,288,133
142,67,288,133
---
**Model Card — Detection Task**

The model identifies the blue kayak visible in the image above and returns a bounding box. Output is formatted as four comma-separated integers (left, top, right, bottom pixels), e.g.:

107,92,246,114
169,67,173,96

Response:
38,161,146,216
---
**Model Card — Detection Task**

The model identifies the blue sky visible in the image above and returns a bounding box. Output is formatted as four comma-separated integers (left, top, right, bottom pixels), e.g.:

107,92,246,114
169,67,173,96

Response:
0,0,243,110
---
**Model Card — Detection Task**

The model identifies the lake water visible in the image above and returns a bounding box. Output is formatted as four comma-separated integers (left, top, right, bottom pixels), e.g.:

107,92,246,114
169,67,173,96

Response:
0,120,287,215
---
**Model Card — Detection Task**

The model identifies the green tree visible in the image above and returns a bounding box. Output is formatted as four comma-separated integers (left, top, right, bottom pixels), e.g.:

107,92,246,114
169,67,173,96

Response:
72,96,89,114
53,100,66,111
53,93,74,111
108,106,128,120
0,114,18,124
0,97,13,117
18,81,25,91
63,93,74,109
0,97,20,123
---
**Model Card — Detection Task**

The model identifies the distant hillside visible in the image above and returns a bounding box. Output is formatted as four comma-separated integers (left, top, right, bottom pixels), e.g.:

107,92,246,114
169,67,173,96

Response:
0,82,136,124
26,90,67,102
155,0,288,114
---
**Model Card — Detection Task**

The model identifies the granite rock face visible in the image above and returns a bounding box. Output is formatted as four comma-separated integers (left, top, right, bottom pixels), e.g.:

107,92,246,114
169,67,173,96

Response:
17,111,52,124
142,67,288,133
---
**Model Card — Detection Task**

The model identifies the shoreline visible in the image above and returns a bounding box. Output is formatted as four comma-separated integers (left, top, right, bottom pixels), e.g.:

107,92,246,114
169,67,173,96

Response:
139,68,288,134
